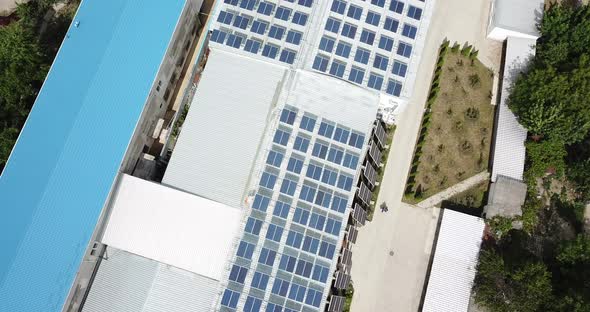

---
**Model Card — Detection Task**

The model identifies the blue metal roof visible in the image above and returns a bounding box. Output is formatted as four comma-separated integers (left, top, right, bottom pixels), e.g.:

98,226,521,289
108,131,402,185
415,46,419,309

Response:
0,0,186,310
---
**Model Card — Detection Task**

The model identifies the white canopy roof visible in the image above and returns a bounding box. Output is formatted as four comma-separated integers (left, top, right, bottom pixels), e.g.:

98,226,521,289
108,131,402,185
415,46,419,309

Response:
101,174,242,281
422,209,485,312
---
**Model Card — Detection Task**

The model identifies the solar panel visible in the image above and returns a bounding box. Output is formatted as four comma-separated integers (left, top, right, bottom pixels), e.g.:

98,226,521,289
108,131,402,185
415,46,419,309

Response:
374,121,386,147
352,203,367,226
340,248,352,267
347,225,358,243
368,143,382,165
363,162,377,187
357,183,372,205
334,270,352,290
328,295,345,312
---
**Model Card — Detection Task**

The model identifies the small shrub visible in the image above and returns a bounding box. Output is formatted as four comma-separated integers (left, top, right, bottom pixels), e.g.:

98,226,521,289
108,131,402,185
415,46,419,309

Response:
433,164,440,173
437,144,445,153
454,120,464,131
469,74,481,88
456,170,465,179
460,140,473,153
454,75,460,83
465,107,480,120
456,59,464,67
469,49,479,60
439,176,448,187
451,42,460,53
414,184,424,198
461,43,472,56
488,90,493,99
446,108,453,116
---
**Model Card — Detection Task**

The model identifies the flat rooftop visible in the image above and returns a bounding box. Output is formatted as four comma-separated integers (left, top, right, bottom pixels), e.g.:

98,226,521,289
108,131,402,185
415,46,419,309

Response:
101,174,243,281
491,0,544,38
0,0,187,310
163,48,288,208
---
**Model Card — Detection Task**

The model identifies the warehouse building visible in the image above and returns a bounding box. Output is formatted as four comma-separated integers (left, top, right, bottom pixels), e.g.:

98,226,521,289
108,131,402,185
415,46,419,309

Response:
0,0,434,311
0,0,204,311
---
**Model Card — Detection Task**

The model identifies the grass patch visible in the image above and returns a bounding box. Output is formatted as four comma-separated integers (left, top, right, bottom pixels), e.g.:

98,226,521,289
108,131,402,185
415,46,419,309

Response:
366,125,395,221
343,283,354,312
441,180,490,215
404,42,495,203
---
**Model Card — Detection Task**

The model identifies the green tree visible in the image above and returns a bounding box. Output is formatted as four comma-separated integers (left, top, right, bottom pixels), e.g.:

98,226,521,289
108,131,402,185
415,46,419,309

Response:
0,22,46,118
524,138,567,179
474,249,553,312
508,5,590,144
567,159,590,201
553,236,590,311
0,127,19,170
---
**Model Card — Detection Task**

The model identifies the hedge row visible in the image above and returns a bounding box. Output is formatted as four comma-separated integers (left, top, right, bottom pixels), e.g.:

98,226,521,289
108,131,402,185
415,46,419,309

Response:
404,39,450,195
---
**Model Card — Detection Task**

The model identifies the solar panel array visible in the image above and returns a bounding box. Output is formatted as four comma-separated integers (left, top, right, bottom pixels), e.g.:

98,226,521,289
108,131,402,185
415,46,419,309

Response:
311,0,427,96
210,0,430,98
219,106,370,312
211,0,316,66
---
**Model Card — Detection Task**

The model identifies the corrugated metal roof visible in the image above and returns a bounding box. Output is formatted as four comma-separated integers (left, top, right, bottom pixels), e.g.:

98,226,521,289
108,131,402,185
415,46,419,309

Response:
491,36,536,182
163,49,288,208
82,247,218,312
0,0,187,311
102,174,242,281
422,209,485,312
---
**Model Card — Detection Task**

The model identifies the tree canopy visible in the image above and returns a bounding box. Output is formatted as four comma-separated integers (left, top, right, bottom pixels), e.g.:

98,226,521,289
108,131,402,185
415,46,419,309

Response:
509,5,590,144
0,1,76,171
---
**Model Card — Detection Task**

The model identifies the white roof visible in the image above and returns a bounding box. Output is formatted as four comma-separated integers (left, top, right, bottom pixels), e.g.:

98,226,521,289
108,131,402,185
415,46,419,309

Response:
489,0,543,39
422,210,485,312
163,48,288,208
82,247,218,312
101,174,242,281
287,70,379,134
491,37,536,182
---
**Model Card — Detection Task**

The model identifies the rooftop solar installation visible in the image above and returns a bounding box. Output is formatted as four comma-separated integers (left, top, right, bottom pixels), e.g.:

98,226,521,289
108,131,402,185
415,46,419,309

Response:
0,0,187,310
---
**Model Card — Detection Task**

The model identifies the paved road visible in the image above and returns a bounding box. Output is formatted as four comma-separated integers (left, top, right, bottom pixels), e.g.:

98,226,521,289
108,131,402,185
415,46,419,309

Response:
350,0,500,311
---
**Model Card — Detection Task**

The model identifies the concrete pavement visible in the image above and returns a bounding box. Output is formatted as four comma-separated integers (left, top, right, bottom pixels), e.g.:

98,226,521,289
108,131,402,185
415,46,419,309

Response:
350,0,501,311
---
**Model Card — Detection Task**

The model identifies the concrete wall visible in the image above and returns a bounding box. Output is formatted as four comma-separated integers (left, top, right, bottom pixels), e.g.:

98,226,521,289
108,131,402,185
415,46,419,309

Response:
121,0,203,174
